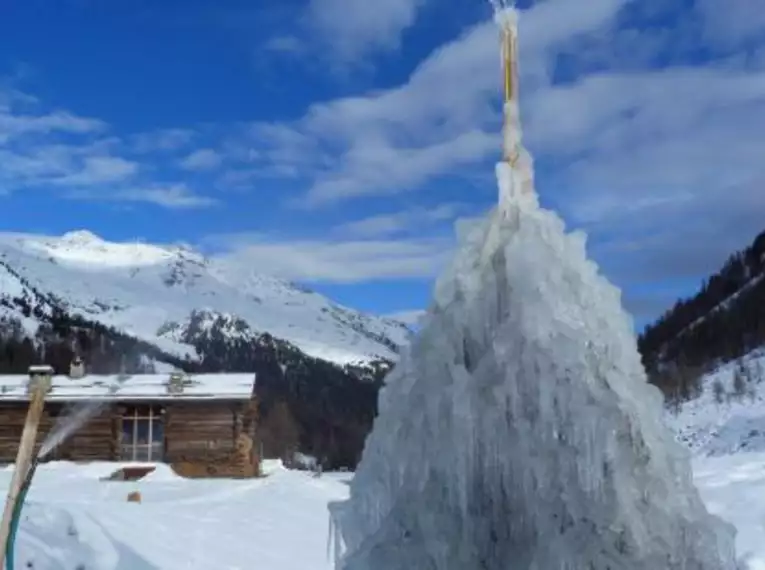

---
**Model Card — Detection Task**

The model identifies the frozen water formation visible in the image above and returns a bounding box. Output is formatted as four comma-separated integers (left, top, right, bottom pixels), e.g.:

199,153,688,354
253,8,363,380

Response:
328,4,738,570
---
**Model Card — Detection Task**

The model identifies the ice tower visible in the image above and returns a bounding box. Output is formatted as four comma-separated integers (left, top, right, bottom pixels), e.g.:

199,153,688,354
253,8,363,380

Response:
329,4,738,569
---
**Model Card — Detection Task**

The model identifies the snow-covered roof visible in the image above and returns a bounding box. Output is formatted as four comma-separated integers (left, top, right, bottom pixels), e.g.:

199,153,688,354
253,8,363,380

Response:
0,373,256,402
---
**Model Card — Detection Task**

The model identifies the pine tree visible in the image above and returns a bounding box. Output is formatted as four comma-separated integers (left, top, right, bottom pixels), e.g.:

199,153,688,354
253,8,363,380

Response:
732,360,747,400
713,379,725,404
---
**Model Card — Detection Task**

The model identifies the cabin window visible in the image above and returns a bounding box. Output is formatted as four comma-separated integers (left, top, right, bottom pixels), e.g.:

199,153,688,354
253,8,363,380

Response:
120,405,164,461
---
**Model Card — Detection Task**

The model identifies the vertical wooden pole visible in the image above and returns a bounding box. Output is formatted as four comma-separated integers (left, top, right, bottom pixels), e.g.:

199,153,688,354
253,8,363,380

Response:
0,374,50,566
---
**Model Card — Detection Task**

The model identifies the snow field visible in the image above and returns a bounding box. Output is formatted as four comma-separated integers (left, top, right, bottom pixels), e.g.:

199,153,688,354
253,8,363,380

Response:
4,460,350,570
2,394,765,570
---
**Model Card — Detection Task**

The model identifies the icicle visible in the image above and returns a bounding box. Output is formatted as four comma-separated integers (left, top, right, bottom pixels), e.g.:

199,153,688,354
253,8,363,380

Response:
328,5,738,570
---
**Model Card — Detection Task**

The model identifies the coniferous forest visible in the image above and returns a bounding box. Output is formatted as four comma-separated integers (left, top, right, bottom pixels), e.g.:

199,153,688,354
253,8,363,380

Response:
638,228,765,402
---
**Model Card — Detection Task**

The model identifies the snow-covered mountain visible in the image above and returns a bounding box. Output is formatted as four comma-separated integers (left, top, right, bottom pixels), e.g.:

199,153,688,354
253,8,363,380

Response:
0,230,410,367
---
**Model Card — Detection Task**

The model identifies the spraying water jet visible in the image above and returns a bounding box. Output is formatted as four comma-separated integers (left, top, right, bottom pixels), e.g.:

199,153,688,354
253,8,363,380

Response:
0,368,127,569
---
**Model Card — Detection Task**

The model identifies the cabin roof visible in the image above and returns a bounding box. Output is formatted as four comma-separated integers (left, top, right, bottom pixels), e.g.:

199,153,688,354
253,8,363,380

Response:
0,373,256,402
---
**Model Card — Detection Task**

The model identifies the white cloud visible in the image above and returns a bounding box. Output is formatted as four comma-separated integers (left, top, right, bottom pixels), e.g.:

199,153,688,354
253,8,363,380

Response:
697,0,765,48
0,146,137,188
0,88,211,209
238,0,629,207
179,148,222,171
335,203,463,237
213,234,452,283
53,156,138,186
0,107,105,143
303,0,426,64
303,130,497,205
517,63,765,222
130,128,196,153
70,183,217,209
117,185,217,208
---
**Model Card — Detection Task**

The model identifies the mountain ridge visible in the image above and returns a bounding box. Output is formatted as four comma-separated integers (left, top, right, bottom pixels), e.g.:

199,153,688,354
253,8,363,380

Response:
0,230,410,368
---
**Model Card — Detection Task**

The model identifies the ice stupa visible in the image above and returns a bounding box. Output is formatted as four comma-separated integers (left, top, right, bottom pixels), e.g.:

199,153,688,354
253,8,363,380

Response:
328,5,738,570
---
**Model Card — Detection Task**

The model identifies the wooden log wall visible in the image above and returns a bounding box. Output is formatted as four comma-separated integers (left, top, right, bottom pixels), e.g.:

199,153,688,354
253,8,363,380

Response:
166,400,260,478
0,406,44,462
0,404,115,462
54,408,115,461
0,396,260,478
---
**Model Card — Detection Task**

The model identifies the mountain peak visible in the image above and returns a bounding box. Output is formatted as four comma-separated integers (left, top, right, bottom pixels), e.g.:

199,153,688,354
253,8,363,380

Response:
14,231,188,269
60,229,103,245
0,230,409,366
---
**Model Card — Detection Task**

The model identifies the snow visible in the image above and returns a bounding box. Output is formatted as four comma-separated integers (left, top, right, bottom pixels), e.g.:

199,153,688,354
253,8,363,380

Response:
660,350,765,566
0,231,409,366
3,460,351,570
1,382,765,569
666,351,765,455
693,452,765,569
0,372,256,401
330,7,737,569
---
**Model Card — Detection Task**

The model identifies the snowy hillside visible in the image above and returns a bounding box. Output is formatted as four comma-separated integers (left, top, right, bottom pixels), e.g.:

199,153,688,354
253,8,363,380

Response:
667,350,765,457
0,230,409,366
663,349,765,565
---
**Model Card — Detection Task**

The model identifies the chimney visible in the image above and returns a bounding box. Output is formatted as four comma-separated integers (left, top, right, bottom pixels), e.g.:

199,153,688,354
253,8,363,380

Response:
27,365,54,395
166,371,186,394
69,356,85,379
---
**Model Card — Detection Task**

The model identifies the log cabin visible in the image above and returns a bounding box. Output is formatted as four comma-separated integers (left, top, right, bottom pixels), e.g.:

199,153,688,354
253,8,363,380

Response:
0,365,260,478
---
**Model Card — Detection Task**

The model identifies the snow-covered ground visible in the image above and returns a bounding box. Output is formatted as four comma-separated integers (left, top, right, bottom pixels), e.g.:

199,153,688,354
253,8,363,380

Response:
6,460,350,570
667,351,765,567
666,351,765,456
4,353,765,569
6,442,764,569
694,452,765,569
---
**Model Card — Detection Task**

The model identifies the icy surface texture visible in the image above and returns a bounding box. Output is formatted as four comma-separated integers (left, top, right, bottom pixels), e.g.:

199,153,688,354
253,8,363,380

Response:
330,5,738,565
329,162,739,569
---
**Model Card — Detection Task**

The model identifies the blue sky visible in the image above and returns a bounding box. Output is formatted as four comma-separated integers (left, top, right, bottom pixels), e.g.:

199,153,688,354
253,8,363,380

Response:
1,0,764,328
